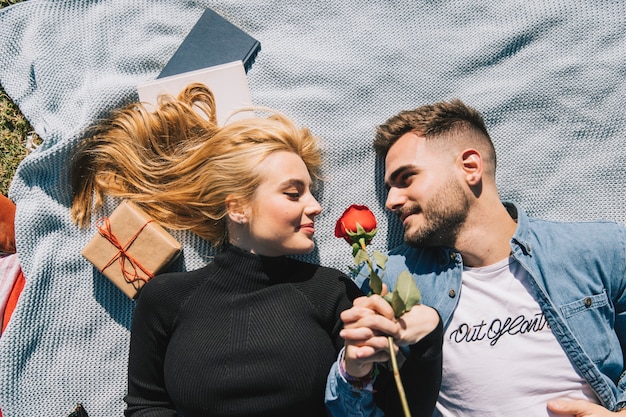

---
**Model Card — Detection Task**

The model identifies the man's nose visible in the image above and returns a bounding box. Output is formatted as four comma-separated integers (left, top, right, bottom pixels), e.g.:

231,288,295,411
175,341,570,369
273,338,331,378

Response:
385,187,406,212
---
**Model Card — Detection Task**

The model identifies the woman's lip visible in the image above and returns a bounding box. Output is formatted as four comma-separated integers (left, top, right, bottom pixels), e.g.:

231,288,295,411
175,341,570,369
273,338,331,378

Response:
299,223,315,234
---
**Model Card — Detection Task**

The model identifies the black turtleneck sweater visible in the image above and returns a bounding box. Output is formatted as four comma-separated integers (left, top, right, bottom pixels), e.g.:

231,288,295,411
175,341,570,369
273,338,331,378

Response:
124,245,363,417
125,245,443,417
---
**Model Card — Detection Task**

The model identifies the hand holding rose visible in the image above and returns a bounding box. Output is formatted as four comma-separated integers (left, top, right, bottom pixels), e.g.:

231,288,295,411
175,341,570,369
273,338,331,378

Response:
335,205,425,417
341,294,440,376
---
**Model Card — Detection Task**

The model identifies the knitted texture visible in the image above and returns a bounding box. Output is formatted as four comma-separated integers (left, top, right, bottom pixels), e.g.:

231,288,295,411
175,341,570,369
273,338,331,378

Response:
0,0,624,415
125,245,352,416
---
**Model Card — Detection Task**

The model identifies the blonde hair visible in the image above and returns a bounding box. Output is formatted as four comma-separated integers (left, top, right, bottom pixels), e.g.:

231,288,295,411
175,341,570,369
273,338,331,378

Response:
71,83,322,246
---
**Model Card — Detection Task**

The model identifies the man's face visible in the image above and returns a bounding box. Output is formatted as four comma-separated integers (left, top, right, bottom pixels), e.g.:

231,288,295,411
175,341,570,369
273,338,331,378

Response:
384,132,470,248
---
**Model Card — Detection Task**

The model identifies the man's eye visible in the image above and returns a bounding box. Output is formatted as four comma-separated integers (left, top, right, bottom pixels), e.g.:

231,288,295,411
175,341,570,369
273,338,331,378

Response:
400,172,415,184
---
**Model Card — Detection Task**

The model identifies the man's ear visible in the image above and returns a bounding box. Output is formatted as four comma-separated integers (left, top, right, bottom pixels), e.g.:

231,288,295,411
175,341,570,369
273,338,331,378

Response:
460,148,483,186
225,194,248,225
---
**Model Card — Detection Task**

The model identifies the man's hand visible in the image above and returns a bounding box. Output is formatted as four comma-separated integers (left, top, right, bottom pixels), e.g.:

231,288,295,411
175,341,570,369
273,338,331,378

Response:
395,303,440,346
547,399,626,416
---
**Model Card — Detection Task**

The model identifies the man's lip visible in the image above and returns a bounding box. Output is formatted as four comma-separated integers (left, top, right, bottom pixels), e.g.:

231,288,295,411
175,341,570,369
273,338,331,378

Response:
399,211,412,223
399,210,418,225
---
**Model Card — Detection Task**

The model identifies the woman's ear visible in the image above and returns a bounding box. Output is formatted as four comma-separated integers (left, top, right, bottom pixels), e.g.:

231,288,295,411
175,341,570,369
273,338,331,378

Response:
460,148,483,186
225,195,248,225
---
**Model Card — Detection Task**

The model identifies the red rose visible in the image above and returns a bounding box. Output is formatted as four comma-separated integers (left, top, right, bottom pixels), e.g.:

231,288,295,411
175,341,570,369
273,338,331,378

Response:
334,204,377,245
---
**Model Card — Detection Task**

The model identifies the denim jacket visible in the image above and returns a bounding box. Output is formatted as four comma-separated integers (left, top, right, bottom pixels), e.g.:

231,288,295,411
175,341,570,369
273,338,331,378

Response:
326,202,626,415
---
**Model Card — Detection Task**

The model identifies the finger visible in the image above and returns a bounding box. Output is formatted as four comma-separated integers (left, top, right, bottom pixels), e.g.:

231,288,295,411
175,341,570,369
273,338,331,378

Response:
352,294,396,319
341,330,394,351
546,399,600,416
340,305,379,324
348,346,390,363
342,314,401,337
339,326,377,341
340,307,395,326
345,344,391,363
381,283,389,296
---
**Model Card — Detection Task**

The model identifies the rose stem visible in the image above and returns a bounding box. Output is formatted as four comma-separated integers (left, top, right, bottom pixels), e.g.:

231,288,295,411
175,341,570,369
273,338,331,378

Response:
388,336,411,417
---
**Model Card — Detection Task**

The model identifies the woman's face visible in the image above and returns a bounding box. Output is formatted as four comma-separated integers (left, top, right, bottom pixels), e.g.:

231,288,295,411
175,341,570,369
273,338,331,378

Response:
236,151,322,257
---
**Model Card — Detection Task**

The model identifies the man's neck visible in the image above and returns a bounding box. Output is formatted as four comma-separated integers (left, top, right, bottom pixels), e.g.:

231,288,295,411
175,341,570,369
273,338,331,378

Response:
454,200,518,268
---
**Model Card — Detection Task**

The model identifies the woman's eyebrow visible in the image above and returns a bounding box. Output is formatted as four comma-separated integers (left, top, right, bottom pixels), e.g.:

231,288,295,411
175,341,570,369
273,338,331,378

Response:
280,178,306,188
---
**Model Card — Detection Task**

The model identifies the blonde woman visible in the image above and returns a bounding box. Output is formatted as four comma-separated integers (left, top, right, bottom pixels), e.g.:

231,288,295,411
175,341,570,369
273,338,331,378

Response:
70,84,441,417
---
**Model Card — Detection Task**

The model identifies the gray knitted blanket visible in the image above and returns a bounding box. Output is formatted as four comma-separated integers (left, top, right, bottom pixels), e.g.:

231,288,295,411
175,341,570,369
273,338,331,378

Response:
0,0,624,415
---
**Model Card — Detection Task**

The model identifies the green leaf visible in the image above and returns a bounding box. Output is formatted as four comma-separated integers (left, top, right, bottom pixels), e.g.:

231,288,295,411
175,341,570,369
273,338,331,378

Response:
390,291,407,318
353,248,369,265
372,250,387,270
368,269,383,295
390,271,422,318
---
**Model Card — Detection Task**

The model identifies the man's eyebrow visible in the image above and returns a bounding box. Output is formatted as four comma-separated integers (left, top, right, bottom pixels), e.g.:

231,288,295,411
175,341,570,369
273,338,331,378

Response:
386,164,413,187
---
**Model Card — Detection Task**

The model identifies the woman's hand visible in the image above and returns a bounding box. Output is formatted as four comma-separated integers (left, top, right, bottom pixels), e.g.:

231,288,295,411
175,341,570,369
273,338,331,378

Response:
341,295,399,377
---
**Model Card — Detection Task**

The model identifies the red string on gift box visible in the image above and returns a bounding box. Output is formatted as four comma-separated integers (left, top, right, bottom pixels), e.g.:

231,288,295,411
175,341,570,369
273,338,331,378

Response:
96,217,156,288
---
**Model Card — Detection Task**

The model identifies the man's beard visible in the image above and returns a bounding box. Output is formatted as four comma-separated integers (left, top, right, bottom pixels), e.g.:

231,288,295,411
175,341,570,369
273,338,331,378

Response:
403,177,470,248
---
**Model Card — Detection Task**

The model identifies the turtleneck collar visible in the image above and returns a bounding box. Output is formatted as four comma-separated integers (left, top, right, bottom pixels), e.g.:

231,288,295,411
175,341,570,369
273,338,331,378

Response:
214,244,292,287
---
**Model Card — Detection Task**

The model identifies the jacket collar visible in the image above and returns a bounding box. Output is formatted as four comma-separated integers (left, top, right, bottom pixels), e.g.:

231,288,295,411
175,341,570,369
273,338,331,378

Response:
504,201,533,256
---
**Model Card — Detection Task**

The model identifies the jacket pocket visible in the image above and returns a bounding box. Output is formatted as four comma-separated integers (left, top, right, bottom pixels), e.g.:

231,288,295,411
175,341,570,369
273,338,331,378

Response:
559,291,615,366
560,292,609,318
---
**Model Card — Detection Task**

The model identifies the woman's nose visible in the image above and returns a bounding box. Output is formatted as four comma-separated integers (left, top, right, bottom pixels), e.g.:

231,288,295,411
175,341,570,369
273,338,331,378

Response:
306,195,322,217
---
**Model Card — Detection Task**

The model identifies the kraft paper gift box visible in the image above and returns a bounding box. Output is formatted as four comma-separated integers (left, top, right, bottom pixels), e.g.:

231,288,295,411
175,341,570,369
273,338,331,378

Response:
82,200,182,299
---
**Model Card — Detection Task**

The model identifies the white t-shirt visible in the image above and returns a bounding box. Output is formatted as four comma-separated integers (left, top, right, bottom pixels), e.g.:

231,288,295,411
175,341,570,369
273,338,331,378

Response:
435,257,598,417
